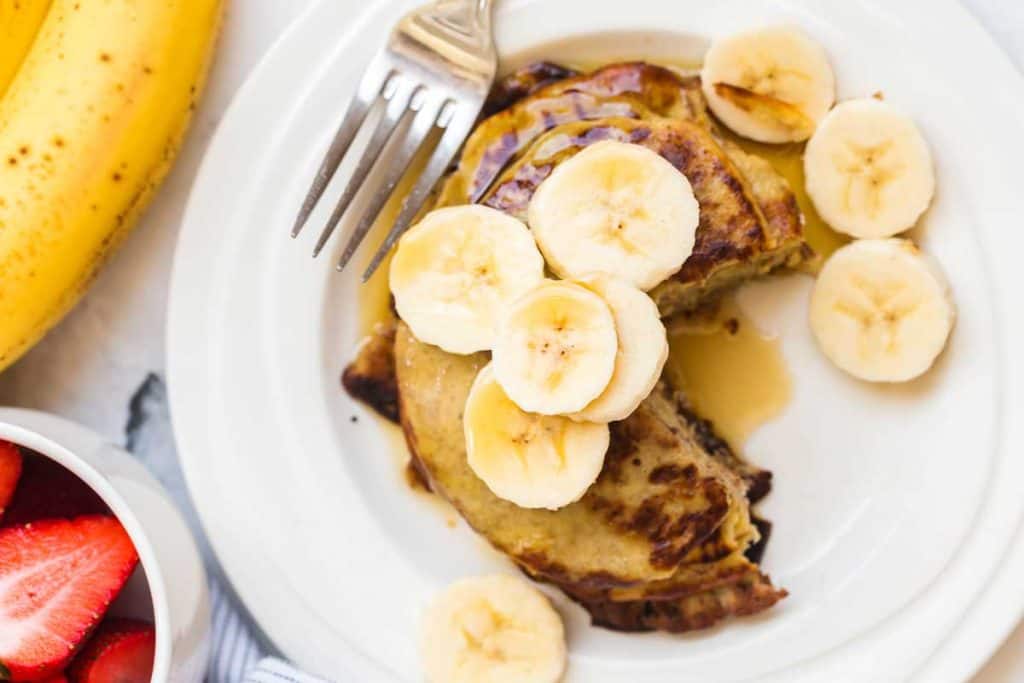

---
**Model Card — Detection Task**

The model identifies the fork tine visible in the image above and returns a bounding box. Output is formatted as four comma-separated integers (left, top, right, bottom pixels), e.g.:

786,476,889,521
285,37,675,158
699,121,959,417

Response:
291,66,395,238
311,79,418,258
335,93,443,272
360,101,478,280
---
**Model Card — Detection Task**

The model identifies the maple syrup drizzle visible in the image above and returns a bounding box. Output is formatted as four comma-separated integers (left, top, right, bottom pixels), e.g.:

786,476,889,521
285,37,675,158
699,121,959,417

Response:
664,297,791,447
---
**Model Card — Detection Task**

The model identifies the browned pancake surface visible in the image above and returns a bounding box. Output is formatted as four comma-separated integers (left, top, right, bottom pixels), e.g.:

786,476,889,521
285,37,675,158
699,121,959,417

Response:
437,62,705,206
481,117,771,307
439,62,804,314
344,322,785,632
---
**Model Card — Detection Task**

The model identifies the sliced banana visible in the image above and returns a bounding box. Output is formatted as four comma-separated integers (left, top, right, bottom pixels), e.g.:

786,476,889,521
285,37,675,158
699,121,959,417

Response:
527,140,699,291
493,280,618,415
701,25,835,143
810,239,954,382
804,98,935,239
421,574,567,683
572,275,668,423
464,364,609,509
390,205,545,354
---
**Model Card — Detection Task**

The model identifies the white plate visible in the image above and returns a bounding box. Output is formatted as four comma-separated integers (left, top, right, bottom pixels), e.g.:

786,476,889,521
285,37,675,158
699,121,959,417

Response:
167,0,1024,680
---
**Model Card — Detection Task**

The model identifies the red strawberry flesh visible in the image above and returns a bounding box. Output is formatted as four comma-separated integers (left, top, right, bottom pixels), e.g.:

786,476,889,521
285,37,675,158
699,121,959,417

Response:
67,619,155,683
2,455,109,528
0,517,139,681
0,441,22,522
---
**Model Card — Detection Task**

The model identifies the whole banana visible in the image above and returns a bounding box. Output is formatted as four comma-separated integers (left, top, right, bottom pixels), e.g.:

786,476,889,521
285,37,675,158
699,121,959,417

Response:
0,0,51,96
0,0,223,372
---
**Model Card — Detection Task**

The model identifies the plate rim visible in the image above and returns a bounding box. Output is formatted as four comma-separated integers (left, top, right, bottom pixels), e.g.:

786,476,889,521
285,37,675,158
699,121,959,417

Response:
167,0,1024,680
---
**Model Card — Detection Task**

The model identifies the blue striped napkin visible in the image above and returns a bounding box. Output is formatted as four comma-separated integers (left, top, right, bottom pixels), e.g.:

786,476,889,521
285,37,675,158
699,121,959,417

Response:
207,558,334,683
125,375,333,683
244,658,333,683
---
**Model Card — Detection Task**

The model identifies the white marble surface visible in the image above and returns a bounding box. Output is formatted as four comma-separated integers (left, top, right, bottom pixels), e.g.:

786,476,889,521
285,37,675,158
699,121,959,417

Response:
0,1,1021,679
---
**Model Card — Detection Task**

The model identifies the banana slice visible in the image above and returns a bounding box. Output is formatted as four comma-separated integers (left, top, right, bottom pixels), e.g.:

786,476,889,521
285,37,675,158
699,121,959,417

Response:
701,26,835,143
810,239,954,382
527,140,699,291
572,275,668,423
464,364,609,509
804,98,935,239
421,574,567,683
390,205,545,354
493,280,618,415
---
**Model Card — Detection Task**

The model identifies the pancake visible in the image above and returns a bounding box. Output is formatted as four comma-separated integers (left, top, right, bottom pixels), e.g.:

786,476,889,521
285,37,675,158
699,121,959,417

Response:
480,115,804,314
341,61,795,633
481,61,581,117
392,323,786,630
437,62,805,315
341,323,397,422
436,62,707,207
343,322,786,631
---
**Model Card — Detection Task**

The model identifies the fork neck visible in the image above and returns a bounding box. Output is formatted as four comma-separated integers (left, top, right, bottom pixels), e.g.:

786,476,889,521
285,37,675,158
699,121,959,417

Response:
474,0,493,23
446,0,493,33
469,0,492,25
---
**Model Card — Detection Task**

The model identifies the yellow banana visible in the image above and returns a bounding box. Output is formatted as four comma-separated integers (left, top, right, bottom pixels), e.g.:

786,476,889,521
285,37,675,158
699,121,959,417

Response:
0,0,224,372
0,0,51,97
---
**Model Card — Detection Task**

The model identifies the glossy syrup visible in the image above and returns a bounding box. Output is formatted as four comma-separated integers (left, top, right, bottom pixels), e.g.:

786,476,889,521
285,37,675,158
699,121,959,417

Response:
725,132,849,261
664,297,791,447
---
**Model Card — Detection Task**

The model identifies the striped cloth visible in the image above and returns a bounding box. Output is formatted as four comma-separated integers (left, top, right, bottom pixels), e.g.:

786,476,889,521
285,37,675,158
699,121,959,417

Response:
206,572,339,682
125,375,333,682
206,582,264,682
244,658,333,683
207,560,334,683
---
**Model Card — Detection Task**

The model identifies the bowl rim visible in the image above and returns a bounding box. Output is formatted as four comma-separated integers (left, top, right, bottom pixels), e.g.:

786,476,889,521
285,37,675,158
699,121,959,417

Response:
0,422,172,683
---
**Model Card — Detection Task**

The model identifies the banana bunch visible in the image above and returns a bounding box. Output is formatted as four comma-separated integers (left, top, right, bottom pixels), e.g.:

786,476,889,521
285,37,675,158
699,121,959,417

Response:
0,0,224,372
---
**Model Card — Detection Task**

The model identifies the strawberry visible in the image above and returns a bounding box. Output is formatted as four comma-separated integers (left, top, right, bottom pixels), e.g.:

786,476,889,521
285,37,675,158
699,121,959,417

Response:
0,517,139,681
67,620,155,683
2,455,109,528
0,441,22,522
4,673,68,683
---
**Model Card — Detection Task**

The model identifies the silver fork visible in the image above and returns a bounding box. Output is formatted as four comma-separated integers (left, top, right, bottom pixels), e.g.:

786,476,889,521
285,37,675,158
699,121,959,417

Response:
291,0,497,281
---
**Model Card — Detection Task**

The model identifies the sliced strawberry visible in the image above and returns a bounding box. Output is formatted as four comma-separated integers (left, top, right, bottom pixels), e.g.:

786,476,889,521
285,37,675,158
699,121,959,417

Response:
2,455,109,528
0,441,22,522
2,672,67,683
0,517,139,681
67,619,155,683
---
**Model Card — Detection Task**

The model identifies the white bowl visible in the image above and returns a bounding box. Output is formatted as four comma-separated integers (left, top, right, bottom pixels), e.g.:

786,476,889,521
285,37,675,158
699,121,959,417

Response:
0,408,210,683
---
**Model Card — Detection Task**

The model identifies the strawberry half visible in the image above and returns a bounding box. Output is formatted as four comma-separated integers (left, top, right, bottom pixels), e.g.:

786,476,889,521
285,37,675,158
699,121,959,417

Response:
0,667,67,683
67,619,155,683
2,455,109,528
0,441,22,522
0,517,139,681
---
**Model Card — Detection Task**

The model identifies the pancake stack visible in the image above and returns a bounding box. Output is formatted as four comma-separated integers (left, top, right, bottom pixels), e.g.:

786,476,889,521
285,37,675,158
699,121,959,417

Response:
345,61,802,632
